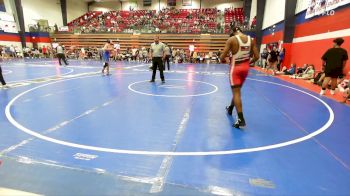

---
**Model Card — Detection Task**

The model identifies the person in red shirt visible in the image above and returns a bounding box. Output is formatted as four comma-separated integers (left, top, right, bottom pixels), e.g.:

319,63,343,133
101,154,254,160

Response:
42,45,47,58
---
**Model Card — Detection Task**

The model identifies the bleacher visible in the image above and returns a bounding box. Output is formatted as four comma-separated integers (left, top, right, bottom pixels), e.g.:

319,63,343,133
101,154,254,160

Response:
224,8,245,33
68,11,103,28
51,33,229,54
53,7,250,53
66,8,248,34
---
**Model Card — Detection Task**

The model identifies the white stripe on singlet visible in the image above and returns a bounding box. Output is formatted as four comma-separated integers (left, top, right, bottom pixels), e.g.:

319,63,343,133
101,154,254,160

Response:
230,60,235,86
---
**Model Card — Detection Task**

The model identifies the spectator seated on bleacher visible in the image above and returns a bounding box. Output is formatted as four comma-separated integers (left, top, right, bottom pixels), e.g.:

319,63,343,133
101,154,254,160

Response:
67,7,251,34
343,87,350,103
276,64,296,75
292,64,315,80
342,83,350,103
338,78,349,92
338,72,350,103
296,64,308,74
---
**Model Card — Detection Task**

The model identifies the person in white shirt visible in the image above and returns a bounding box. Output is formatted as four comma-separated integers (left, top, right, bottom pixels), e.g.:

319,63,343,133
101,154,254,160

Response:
56,43,68,66
142,47,148,63
163,43,171,70
10,45,16,58
149,36,166,83
189,44,195,63
131,46,138,61
79,47,85,59
114,41,120,61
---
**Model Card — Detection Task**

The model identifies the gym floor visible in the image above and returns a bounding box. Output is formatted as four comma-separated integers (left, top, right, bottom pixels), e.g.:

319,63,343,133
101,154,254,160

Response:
0,59,349,195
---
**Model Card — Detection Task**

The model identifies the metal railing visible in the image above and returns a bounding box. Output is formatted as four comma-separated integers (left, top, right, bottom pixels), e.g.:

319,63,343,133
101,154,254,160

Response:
28,24,57,33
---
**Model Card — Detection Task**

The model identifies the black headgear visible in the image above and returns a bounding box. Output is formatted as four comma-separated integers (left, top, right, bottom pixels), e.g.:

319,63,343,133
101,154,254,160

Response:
232,26,242,33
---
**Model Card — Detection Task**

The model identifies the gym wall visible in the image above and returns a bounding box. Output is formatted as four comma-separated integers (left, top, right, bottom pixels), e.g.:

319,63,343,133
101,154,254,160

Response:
291,5,350,73
21,0,88,31
262,0,286,30
1,0,87,48
249,0,257,24
67,0,88,22
22,0,63,31
260,0,350,73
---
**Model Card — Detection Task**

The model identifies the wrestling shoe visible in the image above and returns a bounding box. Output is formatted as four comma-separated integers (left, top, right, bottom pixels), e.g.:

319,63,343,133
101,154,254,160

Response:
225,105,234,115
320,89,325,95
233,118,246,129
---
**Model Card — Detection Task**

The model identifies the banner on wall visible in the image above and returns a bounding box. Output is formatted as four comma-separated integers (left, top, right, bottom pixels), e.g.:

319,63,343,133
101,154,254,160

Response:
58,26,69,32
143,0,151,6
0,12,17,33
326,0,350,10
0,0,5,12
168,0,176,6
306,0,350,19
182,0,192,6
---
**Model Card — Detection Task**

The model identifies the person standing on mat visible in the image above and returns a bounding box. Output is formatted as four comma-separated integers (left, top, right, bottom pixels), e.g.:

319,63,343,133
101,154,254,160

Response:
320,38,348,95
101,39,114,76
56,43,68,66
220,27,259,128
267,46,279,75
164,43,171,70
113,40,120,61
0,64,8,88
149,36,166,83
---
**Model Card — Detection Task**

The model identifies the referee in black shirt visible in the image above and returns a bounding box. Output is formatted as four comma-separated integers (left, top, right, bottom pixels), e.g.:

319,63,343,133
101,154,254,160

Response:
149,36,166,83
320,38,348,95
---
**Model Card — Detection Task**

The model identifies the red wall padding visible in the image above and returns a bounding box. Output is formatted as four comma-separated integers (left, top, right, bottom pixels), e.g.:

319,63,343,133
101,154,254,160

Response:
285,6,350,72
0,35,21,42
25,36,51,43
294,7,350,38
290,36,350,73
1,34,51,44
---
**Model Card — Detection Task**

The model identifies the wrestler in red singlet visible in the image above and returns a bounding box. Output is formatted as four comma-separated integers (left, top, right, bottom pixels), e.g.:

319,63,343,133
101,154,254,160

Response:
220,27,259,128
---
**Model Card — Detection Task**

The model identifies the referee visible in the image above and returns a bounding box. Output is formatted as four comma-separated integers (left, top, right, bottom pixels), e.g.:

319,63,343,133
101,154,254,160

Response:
56,43,68,66
149,36,166,83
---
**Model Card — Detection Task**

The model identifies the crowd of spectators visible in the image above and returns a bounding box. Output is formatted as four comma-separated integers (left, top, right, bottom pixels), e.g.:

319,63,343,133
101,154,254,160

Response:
1,45,56,59
0,42,222,66
60,44,222,65
22,45,54,58
0,45,21,58
67,7,255,34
